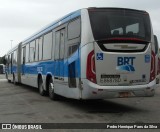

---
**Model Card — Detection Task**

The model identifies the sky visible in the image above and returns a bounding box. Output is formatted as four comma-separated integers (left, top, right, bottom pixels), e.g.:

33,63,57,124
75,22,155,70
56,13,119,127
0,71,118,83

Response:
0,0,160,57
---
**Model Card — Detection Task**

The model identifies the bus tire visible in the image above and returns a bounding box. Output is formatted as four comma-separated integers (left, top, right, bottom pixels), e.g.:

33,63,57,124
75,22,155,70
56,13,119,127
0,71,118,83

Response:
38,78,46,96
49,78,59,100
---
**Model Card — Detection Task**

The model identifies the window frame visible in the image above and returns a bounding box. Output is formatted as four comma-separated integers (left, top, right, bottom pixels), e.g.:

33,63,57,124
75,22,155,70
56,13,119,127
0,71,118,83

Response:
35,39,39,62
67,17,81,57
29,40,36,62
67,17,81,40
38,36,43,61
42,31,53,60
25,43,30,63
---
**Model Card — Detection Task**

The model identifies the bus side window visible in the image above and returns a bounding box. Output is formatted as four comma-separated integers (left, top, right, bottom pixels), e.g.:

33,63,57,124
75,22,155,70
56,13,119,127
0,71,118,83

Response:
67,17,81,57
30,40,36,62
68,44,79,57
13,50,17,65
43,32,52,60
35,39,39,61
55,31,60,60
26,44,30,63
60,29,65,59
39,36,43,61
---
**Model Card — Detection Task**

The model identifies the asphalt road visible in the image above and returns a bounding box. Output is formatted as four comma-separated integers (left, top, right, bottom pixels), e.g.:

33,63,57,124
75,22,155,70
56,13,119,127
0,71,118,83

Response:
0,74,160,130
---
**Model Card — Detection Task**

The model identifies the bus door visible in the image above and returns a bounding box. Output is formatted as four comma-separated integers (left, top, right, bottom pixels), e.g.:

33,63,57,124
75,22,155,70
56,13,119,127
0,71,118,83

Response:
54,28,65,80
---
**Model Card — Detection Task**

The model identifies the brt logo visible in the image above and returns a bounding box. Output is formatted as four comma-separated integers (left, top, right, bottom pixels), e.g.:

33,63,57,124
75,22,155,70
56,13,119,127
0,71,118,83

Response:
117,57,135,66
117,57,136,72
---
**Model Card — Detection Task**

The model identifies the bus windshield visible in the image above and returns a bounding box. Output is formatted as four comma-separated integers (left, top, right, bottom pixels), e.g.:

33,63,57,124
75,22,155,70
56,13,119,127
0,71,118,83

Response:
88,8,151,42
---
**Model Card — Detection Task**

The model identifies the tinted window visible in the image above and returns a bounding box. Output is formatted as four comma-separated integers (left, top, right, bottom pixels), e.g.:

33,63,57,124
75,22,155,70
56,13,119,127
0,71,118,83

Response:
39,37,43,61
30,40,36,62
89,9,151,42
68,44,78,57
68,18,81,40
43,32,52,60
35,39,39,61
55,31,60,60
60,29,65,59
26,44,30,63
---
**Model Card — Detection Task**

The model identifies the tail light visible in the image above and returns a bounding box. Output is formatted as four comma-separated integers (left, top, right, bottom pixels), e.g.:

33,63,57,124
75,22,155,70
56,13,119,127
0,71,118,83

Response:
150,51,155,82
86,50,96,83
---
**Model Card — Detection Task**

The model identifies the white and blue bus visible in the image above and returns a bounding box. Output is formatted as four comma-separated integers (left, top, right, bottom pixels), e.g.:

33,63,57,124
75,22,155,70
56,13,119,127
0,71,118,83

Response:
5,8,160,100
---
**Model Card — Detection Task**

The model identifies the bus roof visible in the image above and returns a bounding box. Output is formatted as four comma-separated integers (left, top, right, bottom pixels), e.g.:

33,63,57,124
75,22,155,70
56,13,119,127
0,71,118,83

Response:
87,7,148,14
22,9,81,45
21,7,148,45
7,7,149,51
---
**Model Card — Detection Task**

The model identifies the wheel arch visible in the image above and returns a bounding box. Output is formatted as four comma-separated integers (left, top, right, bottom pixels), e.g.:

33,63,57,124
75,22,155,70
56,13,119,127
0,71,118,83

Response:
46,73,53,93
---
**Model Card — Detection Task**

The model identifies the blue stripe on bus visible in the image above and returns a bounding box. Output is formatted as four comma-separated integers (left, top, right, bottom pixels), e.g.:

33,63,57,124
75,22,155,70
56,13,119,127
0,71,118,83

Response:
15,49,81,77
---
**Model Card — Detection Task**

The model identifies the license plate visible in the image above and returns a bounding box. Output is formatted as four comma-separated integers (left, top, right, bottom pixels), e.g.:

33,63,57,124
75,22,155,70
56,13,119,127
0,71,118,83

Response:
100,74,121,83
119,92,131,98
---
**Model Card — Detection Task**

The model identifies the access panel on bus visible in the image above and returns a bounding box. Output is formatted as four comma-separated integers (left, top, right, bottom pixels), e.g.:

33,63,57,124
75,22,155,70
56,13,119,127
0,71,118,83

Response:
88,8,153,86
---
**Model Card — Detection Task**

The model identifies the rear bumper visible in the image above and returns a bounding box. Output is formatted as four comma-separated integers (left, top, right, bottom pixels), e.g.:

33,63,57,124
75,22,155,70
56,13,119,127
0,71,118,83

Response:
81,79,156,99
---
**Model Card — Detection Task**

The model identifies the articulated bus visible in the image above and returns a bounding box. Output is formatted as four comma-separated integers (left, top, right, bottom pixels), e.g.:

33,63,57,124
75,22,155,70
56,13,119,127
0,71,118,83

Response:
5,8,160,100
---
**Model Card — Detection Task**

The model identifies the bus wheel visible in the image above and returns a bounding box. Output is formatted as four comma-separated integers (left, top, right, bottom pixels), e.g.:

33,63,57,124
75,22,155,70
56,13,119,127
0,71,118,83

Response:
38,78,46,96
49,79,58,100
